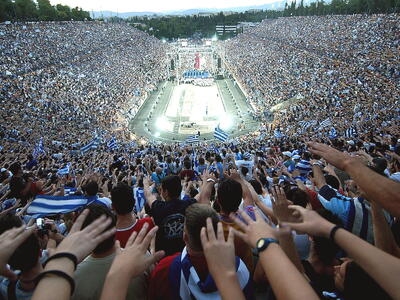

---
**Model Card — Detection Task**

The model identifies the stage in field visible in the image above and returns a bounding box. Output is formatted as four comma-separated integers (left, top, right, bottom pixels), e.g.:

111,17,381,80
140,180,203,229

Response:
161,83,226,135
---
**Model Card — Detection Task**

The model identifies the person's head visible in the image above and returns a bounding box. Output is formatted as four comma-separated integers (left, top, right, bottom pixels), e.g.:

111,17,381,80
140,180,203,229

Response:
183,204,219,251
83,181,99,197
372,157,388,176
111,182,134,215
249,179,262,195
311,209,342,265
0,214,40,273
325,174,340,190
161,175,182,200
81,204,116,255
285,188,309,208
155,167,162,175
183,160,192,170
334,261,391,300
9,162,22,176
217,178,242,214
198,157,205,166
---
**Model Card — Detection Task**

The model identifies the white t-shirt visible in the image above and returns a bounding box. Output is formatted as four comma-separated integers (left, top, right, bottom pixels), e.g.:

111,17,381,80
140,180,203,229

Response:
235,160,254,179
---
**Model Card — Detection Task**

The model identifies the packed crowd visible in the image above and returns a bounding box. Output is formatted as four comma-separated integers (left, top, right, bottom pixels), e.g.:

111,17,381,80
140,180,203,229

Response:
0,16,400,300
223,14,400,138
0,21,169,152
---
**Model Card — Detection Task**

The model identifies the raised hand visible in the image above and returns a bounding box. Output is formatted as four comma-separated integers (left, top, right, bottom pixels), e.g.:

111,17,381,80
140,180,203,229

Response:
281,205,335,238
109,223,164,278
307,142,355,171
231,209,278,248
0,225,36,280
200,219,236,279
271,186,293,223
53,209,115,262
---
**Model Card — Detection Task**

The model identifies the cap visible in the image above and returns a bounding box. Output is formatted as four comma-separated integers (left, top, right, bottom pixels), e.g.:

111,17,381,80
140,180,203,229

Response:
0,168,6,172
243,152,251,159
282,151,292,158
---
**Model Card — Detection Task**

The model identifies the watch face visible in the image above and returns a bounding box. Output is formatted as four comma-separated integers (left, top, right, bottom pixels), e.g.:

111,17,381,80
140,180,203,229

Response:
257,239,265,249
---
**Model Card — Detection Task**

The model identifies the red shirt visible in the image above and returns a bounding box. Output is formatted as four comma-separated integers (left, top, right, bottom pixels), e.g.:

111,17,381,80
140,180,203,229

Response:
148,252,209,300
115,217,154,248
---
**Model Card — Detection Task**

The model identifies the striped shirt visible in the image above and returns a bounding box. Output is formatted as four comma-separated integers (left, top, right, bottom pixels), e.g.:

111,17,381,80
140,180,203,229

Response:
295,159,312,176
318,185,379,244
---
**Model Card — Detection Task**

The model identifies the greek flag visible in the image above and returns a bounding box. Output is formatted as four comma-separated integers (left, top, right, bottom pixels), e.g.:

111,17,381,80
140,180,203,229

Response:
214,127,229,142
169,247,253,300
273,129,284,139
80,137,100,153
298,120,317,133
344,127,357,138
186,135,199,144
318,118,332,130
56,163,71,176
107,137,118,151
328,127,338,139
33,138,45,158
27,195,111,217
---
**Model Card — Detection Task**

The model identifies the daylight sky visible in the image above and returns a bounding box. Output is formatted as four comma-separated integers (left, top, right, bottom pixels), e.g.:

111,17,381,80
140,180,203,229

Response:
50,0,280,13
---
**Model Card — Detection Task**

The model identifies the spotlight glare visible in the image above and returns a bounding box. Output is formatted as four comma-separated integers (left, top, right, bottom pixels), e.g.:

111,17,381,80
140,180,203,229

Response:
154,132,160,137
219,114,233,131
156,116,169,131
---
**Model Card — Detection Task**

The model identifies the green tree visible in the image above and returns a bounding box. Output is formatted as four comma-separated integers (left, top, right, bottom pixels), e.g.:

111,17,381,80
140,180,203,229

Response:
14,0,38,20
37,0,57,20
55,4,72,20
0,0,14,21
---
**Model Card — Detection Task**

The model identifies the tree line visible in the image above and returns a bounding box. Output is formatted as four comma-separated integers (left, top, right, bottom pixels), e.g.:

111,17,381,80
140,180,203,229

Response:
0,0,91,22
128,0,400,39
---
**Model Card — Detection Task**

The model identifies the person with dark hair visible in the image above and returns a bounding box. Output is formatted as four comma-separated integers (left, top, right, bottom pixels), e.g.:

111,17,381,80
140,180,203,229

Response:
73,204,148,300
216,175,255,273
111,183,154,248
82,180,112,209
334,260,391,300
301,209,343,297
179,160,195,181
145,175,196,256
148,204,253,300
0,214,42,299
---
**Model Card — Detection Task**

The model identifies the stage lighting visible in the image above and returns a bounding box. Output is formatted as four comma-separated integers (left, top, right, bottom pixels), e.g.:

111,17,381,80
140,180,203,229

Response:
219,114,233,131
154,132,161,137
156,116,169,131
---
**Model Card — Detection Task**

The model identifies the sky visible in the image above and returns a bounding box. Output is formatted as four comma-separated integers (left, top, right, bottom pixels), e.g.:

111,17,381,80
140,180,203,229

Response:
50,0,280,13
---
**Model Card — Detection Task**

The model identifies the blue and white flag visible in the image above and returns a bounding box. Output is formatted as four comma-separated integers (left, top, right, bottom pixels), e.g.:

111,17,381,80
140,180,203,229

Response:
56,163,71,176
318,118,332,130
107,137,118,151
169,247,253,300
214,126,229,142
33,138,45,158
186,135,199,144
328,127,338,139
344,127,358,138
80,137,100,153
273,129,284,139
27,194,111,217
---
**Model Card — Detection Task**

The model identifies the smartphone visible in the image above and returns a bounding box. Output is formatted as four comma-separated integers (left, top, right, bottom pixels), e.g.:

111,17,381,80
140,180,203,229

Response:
36,218,44,227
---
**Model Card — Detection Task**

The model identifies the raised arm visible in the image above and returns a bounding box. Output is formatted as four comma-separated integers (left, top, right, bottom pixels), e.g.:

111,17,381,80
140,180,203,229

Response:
371,201,400,258
232,210,319,300
283,205,400,300
308,142,400,217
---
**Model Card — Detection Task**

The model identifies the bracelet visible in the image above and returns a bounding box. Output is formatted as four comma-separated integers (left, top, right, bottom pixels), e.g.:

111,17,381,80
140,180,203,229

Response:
35,270,75,295
329,225,342,242
43,252,78,270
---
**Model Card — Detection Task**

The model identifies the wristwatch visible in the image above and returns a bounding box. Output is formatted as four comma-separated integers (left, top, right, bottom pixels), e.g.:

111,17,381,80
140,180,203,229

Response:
256,238,279,254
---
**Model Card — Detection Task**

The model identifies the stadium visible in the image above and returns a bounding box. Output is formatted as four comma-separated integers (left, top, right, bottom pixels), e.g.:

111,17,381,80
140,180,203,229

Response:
0,0,400,300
